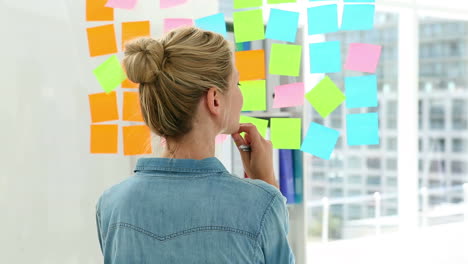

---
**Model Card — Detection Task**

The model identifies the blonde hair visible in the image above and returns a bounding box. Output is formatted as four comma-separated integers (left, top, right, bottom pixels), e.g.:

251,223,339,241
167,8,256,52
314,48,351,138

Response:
122,27,234,155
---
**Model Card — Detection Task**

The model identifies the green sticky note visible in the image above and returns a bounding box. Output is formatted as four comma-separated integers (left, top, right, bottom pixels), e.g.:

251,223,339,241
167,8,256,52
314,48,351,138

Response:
234,0,262,9
268,0,296,3
233,9,265,43
239,116,269,138
271,118,301,149
269,43,302,76
93,55,127,93
305,76,345,118
240,80,266,111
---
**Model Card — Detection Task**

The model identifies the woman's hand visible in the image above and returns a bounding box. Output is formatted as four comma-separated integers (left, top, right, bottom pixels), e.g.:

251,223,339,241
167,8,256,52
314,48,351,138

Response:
231,123,278,189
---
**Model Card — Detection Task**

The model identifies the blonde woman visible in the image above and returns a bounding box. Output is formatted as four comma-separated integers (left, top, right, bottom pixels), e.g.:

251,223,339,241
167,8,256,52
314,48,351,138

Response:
95,27,295,264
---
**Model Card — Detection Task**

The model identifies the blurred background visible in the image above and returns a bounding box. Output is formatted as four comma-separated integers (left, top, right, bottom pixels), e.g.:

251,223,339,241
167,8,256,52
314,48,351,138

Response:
1,0,467,263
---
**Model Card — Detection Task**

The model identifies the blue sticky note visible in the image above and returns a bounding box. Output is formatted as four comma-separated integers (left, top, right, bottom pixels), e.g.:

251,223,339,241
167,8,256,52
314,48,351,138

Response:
346,113,379,146
195,13,227,37
307,5,338,35
345,75,378,108
301,122,340,160
309,41,341,73
265,9,299,42
341,4,375,31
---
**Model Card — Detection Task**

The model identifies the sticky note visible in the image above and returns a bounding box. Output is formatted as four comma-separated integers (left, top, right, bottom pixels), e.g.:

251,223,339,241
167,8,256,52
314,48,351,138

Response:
268,0,296,3
160,0,188,8
87,24,118,57
265,9,299,42
346,113,380,146
345,75,378,108
122,78,139,88
307,5,338,35
235,50,265,81
269,44,302,76
195,13,227,37
271,118,301,149
272,82,305,108
164,18,194,33
123,91,144,122
240,80,267,111
341,4,375,31
122,21,150,51
239,117,268,138
309,41,341,73
239,116,269,138
305,76,345,118
105,0,138,9
93,55,127,93
215,134,229,144
88,91,119,123
123,125,152,155
234,0,262,9
345,43,382,73
86,0,114,21
233,9,265,43
90,124,118,154
300,122,339,160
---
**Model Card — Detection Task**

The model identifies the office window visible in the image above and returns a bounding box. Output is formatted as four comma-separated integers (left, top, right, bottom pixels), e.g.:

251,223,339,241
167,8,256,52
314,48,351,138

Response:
429,160,446,173
387,137,397,151
366,158,381,169
451,161,466,174
429,99,445,130
452,99,467,130
348,175,362,184
386,176,397,187
428,138,445,152
366,175,381,186
452,138,466,153
386,158,397,170
347,156,362,169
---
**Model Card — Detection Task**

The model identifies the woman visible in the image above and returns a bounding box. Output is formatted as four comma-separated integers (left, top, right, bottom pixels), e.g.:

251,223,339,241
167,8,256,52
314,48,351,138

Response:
95,26,295,264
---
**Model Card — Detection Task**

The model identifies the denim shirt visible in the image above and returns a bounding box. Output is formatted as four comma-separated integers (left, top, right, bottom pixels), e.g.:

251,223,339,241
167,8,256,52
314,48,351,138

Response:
95,157,295,264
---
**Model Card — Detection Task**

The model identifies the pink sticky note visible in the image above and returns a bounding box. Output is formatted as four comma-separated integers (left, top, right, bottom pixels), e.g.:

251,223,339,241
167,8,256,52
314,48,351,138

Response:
272,82,305,108
160,0,188,8
164,18,194,33
215,134,229,144
105,0,138,9
344,43,382,73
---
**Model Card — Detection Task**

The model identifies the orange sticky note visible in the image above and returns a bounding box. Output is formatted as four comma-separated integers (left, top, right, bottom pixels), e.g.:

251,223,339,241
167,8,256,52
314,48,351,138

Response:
122,78,139,88
123,91,144,122
88,91,119,123
87,24,118,57
123,125,153,155
122,21,151,51
235,49,265,81
90,124,118,154
86,0,114,21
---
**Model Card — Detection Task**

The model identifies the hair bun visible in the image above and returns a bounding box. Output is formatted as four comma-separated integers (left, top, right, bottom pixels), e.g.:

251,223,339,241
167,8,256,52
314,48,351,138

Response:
122,37,166,84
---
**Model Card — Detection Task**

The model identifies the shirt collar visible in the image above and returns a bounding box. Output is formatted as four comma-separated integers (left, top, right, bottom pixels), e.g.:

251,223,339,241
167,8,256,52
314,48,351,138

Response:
134,156,229,174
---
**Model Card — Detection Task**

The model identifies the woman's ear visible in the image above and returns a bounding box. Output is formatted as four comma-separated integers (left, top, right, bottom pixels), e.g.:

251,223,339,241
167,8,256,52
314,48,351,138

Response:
205,87,221,115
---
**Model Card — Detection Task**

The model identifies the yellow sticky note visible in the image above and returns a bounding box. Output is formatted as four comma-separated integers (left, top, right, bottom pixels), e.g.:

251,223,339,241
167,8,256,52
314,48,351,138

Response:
88,91,119,123
122,21,151,51
239,116,269,139
240,80,267,111
271,118,301,149
123,125,153,155
90,124,118,154
123,91,144,122
86,0,114,21
87,24,118,57
235,50,265,81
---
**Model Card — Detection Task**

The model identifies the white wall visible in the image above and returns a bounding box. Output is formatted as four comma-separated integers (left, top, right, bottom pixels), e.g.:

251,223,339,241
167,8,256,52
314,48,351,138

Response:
0,0,219,263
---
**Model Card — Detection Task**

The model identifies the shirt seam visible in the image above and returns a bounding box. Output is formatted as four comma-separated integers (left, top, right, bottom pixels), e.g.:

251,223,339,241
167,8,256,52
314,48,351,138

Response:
108,222,257,241
253,194,279,262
